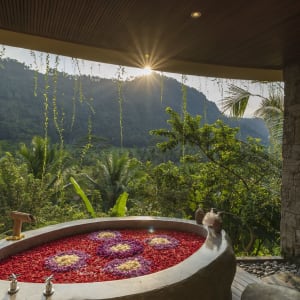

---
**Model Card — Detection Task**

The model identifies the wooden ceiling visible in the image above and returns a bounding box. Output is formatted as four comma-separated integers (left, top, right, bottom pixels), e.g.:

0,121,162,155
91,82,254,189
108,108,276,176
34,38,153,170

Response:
0,0,299,80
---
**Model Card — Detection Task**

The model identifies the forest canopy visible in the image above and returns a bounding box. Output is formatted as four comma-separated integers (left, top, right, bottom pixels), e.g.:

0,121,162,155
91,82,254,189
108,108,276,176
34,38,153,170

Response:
0,57,281,256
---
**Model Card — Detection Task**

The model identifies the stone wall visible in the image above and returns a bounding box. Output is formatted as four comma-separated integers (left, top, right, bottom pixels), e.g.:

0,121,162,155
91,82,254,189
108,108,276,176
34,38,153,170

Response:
282,62,300,259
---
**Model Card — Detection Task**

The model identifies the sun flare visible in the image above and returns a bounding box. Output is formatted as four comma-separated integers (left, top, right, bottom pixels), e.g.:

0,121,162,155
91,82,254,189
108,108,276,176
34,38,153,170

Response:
141,65,153,76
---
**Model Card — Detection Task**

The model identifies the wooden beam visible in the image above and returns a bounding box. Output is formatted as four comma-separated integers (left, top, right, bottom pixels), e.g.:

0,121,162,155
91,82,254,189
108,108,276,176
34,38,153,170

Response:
0,29,282,81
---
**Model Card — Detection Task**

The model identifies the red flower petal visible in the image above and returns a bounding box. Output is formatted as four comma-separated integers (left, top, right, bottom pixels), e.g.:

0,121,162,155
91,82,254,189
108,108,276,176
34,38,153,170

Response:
0,230,205,283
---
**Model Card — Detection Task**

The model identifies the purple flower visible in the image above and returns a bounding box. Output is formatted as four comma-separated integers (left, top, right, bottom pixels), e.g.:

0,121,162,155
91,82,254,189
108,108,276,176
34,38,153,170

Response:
45,250,89,272
88,230,121,242
97,239,144,259
144,235,179,250
103,256,151,278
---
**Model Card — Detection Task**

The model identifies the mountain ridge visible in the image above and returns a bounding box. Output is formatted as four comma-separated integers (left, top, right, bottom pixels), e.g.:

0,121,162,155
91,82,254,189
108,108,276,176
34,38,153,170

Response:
0,58,269,148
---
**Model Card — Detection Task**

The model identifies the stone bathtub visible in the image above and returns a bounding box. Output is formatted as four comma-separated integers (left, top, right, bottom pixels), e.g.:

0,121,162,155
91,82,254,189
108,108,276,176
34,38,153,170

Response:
0,216,236,300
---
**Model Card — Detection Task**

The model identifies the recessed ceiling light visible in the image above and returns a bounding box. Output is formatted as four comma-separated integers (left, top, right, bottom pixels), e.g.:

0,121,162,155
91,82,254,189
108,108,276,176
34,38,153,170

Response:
191,11,202,18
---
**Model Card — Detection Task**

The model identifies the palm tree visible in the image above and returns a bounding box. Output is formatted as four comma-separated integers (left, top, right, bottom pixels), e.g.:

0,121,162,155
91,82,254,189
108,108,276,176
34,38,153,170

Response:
221,83,284,147
18,136,69,180
87,150,137,211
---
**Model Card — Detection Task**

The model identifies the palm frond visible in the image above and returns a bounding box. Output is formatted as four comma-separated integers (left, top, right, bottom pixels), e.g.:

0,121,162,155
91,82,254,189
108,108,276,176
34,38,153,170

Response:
254,93,283,117
254,94,283,144
221,84,251,117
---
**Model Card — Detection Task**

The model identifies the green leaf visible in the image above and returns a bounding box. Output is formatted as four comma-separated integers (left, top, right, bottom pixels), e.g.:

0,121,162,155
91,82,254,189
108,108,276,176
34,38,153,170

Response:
110,192,128,217
221,84,251,117
70,176,96,218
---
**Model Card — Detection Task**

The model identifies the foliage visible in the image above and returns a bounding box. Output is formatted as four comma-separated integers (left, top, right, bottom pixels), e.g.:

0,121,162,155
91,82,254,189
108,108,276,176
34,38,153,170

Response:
0,57,283,256
0,58,269,147
0,152,53,233
221,85,252,118
115,66,125,148
70,176,96,218
18,136,68,180
255,91,283,150
221,82,284,151
0,125,282,255
151,108,281,254
110,192,128,217
127,161,192,218
0,148,92,236
86,150,138,212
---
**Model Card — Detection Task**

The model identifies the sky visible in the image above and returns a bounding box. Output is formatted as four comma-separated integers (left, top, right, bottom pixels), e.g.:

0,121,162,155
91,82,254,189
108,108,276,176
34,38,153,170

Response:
0,44,274,117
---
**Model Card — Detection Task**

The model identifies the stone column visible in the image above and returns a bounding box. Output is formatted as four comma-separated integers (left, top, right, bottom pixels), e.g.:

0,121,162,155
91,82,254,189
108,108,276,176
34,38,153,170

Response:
281,62,300,260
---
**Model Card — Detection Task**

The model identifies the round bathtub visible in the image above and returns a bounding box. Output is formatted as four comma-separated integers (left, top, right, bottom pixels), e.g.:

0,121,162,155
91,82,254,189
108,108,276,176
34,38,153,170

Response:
0,216,236,300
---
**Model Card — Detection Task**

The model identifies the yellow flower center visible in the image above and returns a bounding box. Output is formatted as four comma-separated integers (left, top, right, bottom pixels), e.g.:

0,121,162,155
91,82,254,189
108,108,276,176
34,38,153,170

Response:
117,260,141,271
149,237,170,245
110,243,131,252
98,232,116,238
54,254,79,266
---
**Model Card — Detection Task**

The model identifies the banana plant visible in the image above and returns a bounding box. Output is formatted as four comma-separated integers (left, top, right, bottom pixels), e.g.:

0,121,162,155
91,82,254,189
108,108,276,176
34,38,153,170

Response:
70,176,96,218
110,192,128,217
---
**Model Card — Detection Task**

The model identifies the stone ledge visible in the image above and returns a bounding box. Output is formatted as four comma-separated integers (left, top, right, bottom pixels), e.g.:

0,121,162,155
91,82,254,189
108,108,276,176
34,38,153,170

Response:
236,256,284,263
262,272,300,292
241,282,300,300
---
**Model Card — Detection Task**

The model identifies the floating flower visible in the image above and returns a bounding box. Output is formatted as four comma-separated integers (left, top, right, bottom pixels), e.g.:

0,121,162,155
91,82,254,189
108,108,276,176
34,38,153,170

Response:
145,235,179,250
103,256,151,278
0,230,204,283
45,250,89,272
97,239,144,258
88,230,121,242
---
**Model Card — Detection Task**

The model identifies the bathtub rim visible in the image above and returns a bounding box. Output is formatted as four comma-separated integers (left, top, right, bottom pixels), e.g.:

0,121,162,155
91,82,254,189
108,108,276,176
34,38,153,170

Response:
0,216,235,299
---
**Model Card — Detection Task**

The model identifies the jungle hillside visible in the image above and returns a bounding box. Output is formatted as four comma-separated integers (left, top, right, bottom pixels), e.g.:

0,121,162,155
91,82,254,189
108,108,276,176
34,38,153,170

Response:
0,58,281,256
0,59,269,148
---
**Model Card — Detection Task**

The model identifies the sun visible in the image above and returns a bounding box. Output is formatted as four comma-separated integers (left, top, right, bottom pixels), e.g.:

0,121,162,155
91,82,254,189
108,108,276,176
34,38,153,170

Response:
140,65,153,76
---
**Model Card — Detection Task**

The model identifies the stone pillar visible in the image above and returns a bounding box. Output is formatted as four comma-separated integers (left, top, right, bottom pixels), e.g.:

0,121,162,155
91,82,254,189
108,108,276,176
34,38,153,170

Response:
281,62,300,260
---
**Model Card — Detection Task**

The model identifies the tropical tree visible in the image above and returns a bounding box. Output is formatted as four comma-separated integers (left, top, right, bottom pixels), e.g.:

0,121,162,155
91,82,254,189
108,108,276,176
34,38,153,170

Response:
0,152,53,234
127,160,193,218
18,136,69,179
86,150,138,211
16,135,77,208
0,150,91,237
221,83,284,150
151,107,281,254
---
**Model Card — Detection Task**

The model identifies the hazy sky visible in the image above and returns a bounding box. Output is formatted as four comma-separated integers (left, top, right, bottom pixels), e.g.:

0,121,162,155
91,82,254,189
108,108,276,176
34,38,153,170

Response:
1,45,272,117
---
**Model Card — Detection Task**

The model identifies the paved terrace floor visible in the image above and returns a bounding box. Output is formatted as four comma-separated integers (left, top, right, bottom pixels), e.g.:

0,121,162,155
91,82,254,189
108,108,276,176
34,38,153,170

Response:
232,266,261,300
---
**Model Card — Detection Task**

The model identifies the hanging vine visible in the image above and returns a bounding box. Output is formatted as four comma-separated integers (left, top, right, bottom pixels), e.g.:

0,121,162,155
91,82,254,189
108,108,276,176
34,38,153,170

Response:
160,71,165,104
69,58,95,165
71,77,79,131
0,45,4,55
79,103,94,167
52,56,65,144
0,45,5,62
70,58,83,131
42,54,50,180
29,50,39,97
198,77,207,124
116,66,125,149
181,74,188,160
51,55,66,197
73,58,84,103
